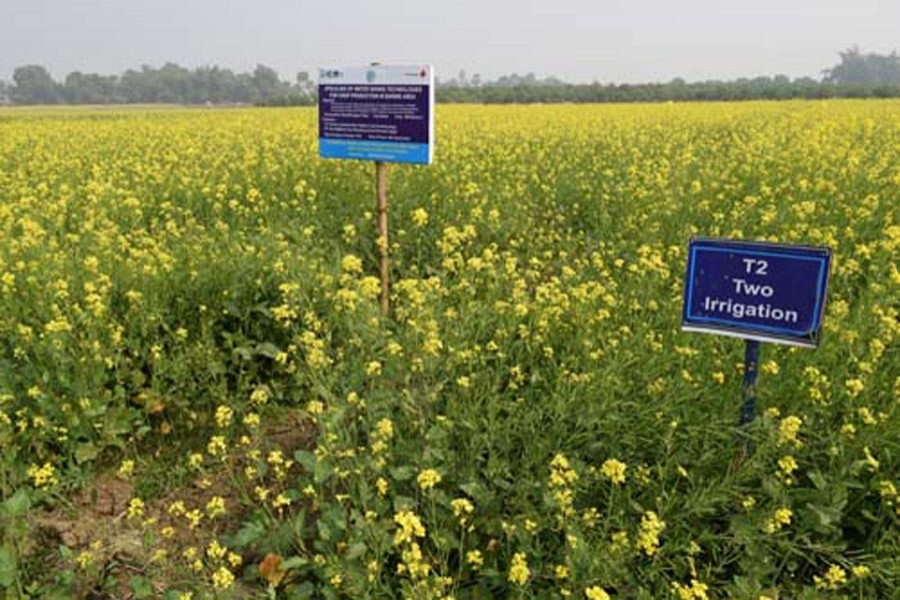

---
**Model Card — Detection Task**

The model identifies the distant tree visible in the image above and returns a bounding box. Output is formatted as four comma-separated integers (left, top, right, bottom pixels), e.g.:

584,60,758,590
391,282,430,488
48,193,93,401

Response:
119,65,159,102
251,64,284,101
11,65,60,104
295,71,315,96
157,62,193,102
437,74,457,88
824,46,900,85
62,71,118,103
194,65,233,103
488,72,566,88
0,80,11,104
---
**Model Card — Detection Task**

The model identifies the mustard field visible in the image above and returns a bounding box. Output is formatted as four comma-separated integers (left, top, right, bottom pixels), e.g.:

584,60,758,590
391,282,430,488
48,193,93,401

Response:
0,101,898,599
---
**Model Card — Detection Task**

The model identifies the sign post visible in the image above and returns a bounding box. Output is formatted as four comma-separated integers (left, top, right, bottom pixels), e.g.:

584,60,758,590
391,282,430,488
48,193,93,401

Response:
682,237,832,454
318,64,435,316
739,340,759,430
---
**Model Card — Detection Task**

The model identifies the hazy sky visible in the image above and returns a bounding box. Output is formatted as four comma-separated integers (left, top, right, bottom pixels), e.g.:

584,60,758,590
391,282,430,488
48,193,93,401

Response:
1,0,898,83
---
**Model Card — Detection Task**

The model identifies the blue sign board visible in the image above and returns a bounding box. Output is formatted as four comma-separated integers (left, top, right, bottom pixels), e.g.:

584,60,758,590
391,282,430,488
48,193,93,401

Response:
318,65,434,165
682,238,832,347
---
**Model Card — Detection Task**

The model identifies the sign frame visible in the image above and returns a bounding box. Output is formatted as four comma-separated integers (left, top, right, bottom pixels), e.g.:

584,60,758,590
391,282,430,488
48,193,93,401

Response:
682,237,832,348
317,64,435,165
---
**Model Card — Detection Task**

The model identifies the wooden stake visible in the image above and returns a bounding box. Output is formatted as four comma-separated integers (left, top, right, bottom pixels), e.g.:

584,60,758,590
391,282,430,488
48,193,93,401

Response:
375,160,390,316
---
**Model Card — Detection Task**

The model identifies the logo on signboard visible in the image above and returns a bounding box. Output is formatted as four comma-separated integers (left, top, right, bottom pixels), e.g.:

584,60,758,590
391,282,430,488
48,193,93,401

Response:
366,70,377,83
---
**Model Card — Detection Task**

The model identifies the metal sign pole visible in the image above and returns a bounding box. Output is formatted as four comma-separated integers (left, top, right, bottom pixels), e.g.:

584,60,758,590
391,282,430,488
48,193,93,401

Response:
738,339,760,454
375,160,390,317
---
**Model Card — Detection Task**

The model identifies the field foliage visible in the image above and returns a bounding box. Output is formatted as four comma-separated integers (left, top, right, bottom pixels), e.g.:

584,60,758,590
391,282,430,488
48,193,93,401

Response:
0,101,899,599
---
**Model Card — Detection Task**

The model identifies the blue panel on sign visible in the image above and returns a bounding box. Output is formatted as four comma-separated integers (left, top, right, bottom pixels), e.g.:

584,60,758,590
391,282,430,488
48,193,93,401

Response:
319,139,430,164
682,238,832,347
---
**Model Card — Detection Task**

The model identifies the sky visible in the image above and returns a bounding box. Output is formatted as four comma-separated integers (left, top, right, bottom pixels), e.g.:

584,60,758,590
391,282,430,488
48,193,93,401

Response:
1,0,898,84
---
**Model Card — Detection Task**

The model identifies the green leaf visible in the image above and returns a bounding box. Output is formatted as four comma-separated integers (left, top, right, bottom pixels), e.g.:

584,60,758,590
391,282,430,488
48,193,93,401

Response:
286,581,315,599
345,542,367,561
74,442,99,464
313,459,332,485
316,519,331,542
0,544,18,588
807,470,827,490
104,407,136,437
256,342,281,359
390,465,415,481
321,506,346,533
806,503,842,531
129,576,154,598
281,556,308,570
861,508,879,522
207,360,226,376
294,450,317,471
460,481,488,502
2,489,31,517
392,495,415,512
229,520,266,549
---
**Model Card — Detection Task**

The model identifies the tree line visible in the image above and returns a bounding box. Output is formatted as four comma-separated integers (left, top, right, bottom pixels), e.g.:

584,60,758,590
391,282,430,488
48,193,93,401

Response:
1,46,898,106
436,47,900,103
436,76,900,104
0,63,316,106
